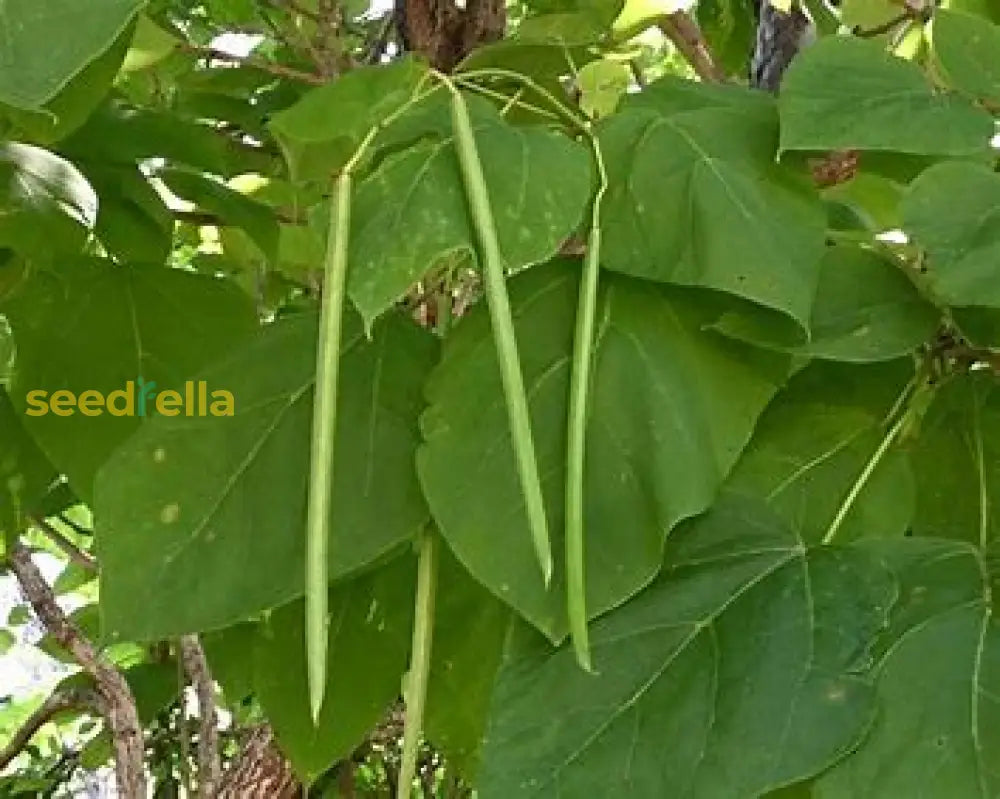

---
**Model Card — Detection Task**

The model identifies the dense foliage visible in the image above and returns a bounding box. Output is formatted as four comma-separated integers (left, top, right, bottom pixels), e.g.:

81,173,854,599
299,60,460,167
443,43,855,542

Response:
2,0,1000,796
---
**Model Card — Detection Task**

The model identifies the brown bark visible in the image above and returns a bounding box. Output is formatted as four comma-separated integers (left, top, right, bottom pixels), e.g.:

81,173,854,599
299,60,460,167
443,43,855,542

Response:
216,725,301,799
8,542,145,797
396,0,505,71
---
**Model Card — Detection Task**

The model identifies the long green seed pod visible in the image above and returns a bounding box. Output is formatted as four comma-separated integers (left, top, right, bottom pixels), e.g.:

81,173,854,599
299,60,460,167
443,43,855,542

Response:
565,137,608,672
305,170,352,723
446,82,554,584
565,225,601,672
396,530,438,799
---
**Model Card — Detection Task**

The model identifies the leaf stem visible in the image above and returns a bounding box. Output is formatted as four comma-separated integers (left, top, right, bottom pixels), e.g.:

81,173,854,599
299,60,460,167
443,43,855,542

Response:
821,414,906,545
397,530,438,799
565,137,608,672
440,73,554,585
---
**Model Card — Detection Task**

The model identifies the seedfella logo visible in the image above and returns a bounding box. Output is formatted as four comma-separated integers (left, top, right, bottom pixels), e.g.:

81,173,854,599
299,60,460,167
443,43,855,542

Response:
26,377,235,417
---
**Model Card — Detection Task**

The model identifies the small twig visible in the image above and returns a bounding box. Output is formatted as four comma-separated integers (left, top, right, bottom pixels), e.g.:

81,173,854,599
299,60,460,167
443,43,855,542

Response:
658,11,726,83
7,541,145,797
0,687,97,770
852,6,931,38
177,42,326,85
179,635,221,798
31,516,97,572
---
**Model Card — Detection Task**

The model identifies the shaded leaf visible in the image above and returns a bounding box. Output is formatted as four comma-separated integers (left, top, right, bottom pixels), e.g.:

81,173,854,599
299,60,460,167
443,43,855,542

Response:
816,538,1000,798
2,258,258,499
425,546,511,778
255,555,415,783
159,168,279,263
908,374,1000,547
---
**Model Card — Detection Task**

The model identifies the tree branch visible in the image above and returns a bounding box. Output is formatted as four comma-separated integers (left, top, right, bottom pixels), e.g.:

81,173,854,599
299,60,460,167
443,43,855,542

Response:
179,635,221,798
31,517,97,572
263,0,323,24
177,42,326,85
6,542,146,797
0,687,97,771
657,11,726,83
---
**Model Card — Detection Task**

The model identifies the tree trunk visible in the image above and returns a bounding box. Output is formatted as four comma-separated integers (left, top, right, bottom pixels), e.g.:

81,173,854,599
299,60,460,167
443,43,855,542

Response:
396,0,505,71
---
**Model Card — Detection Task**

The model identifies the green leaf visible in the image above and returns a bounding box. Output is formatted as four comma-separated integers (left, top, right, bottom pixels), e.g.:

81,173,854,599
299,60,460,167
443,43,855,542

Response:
779,37,994,156
425,547,511,778
903,161,1000,309
599,103,825,334
254,555,415,783
0,142,96,256
348,101,591,327
0,0,144,109
697,0,759,74
418,260,787,641
269,58,427,181
727,246,939,362
728,360,915,544
0,629,14,656
121,15,179,73
159,168,279,263
932,10,1000,105
62,103,236,176
477,492,896,798
523,0,623,28
201,622,258,703
95,310,435,641
2,258,257,499
0,388,59,535
576,60,630,120
0,26,131,145
816,538,1000,798
124,662,180,723
907,375,1000,547
84,164,173,263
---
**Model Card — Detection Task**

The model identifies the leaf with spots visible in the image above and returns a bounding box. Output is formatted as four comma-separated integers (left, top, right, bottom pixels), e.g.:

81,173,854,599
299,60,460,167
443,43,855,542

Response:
347,100,593,327
815,538,1000,798
598,102,826,336
418,259,788,642
477,492,897,798
94,310,436,641
2,257,258,500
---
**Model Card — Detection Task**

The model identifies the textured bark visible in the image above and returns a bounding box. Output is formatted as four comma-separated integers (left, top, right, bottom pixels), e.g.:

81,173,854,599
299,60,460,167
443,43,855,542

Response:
8,542,146,798
396,0,505,71
216,725,301,799
749,0,814,92
179,635,221,798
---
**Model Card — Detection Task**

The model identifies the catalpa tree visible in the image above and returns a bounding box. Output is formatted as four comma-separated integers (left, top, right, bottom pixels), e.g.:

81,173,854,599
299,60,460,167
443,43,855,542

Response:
1,0,999,797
